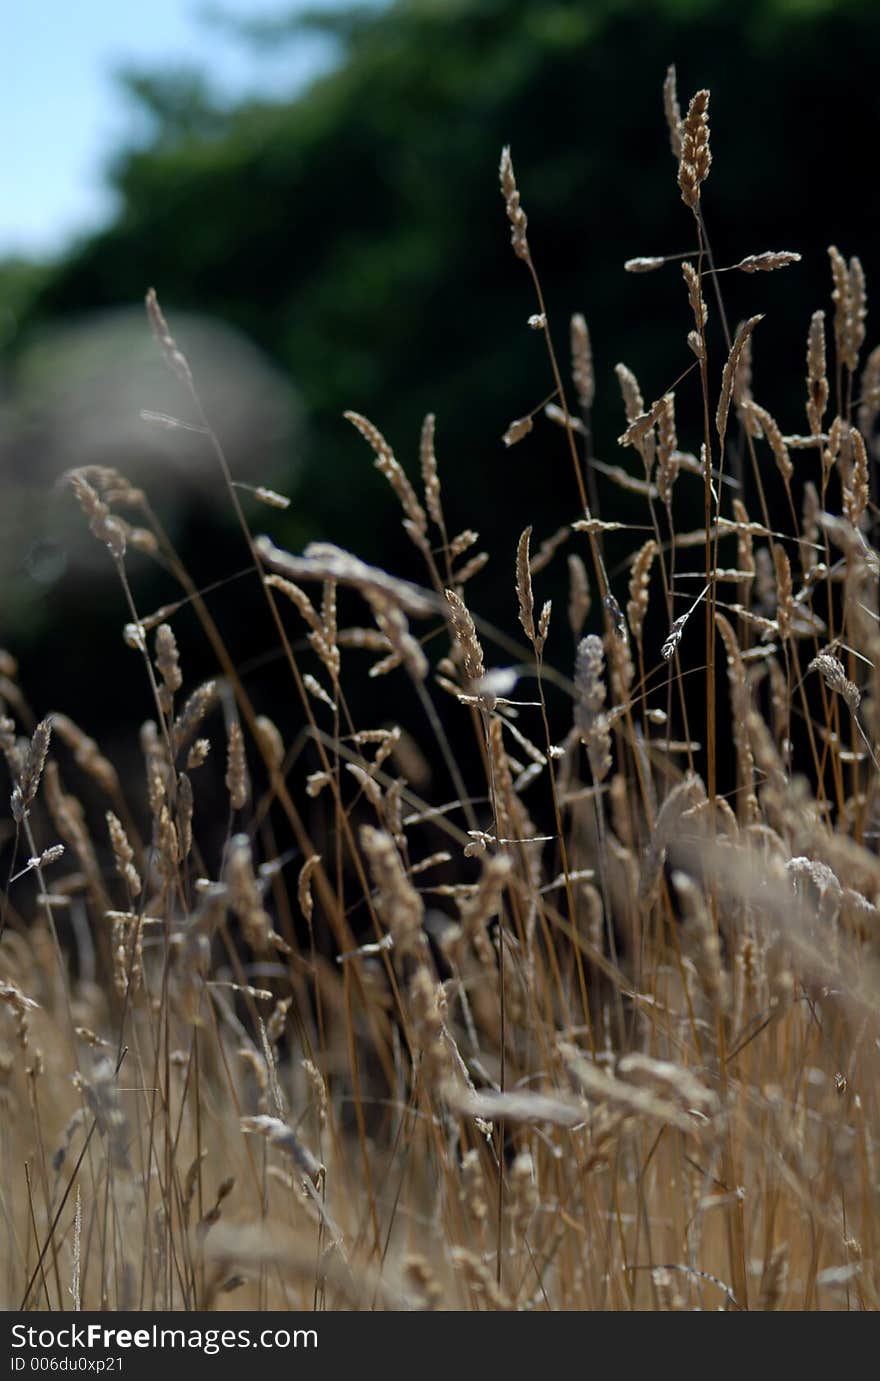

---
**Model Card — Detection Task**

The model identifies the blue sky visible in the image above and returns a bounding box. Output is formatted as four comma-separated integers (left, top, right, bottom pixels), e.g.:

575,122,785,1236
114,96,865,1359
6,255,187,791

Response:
4,1,356,259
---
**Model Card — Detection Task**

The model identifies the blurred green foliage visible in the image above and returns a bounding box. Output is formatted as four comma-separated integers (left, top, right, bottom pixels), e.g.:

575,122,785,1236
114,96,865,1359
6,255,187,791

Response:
4,0,880,728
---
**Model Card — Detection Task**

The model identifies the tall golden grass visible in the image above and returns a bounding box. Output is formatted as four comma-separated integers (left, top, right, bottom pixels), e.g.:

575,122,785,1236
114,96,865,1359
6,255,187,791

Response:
2,68,879,1311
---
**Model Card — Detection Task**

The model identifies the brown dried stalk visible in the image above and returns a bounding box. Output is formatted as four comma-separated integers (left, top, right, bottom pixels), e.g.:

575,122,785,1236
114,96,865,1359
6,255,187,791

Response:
420,413,443,528
625,256,665,274
677,89,711,210
802,317,828,451
809,654,860,714
656,394,679,506
843,427,869,527
225,722,248,811
106,811,141,897
297,855,321,925
516,527,536,646
717,316,763,447
502,415,533,449
773,547,793,639
567,554,591,638
570,313,595,411
663,64,683,159
257,537,439,619
627,540,658,648
345,411,428,539
734,252,801,273
145,286,193,388
445,589,485,683
682,261,708,331
829,246,867,374
615,362,644,423
11,719,52,823
574,635,611,781
360,826,424,957
499,146,529,262
742,401,793,483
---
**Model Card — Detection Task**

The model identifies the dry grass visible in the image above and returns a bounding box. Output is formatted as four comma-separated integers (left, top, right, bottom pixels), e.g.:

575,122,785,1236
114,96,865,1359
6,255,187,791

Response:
2,70,879,1312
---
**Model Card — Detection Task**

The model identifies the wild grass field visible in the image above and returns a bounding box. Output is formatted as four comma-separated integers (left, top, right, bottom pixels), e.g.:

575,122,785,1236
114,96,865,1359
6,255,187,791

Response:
2,69,879,1311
